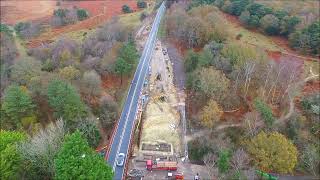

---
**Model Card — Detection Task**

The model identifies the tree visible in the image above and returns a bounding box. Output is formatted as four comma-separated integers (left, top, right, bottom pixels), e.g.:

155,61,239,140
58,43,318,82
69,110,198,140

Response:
246,131,298,173
247,3,273,18
254,98,275,128
95,96,118,131
0,130,26,180
301,145,320,176
280,16,300,36
1,85,35,129
114,57,132,85
199,100,223,128
240,11,260,28
118,42,139,66
81,70,102,97
58,66,81,81
77,9,89,21
47,80,87,128
289,21,320,55
189,67,230,101
19,120,65,179
260,14,280,35
122,5,132,13
185,50,200,73
54,131,113,179
217,149,231,174
14,22,41,39
231,149,250,173
248,15,260,28
77,118,101,148
11,58,42,85
137,1,147,8
140,12,148,21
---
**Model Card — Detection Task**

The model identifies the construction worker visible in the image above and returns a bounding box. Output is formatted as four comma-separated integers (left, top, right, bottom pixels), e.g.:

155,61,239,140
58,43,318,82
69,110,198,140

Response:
194,173,199,180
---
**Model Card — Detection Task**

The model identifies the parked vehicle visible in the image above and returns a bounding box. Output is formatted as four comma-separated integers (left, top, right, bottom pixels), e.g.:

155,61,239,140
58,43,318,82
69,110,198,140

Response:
146,160,177,171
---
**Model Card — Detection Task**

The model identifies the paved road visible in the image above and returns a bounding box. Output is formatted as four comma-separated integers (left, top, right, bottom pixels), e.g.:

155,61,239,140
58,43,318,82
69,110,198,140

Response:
106,3,166,180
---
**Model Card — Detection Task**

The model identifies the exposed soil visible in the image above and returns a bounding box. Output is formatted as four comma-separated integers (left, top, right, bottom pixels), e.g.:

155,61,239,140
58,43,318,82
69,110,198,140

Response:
1,0,139,48
1,1,56,25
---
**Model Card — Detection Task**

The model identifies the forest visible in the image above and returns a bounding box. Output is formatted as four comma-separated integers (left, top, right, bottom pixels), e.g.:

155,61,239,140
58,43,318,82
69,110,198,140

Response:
163,0,319,178
0,1,148,179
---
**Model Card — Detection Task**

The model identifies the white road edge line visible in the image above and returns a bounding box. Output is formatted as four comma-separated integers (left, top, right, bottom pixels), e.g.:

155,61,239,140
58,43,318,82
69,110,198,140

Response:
111,3,164,171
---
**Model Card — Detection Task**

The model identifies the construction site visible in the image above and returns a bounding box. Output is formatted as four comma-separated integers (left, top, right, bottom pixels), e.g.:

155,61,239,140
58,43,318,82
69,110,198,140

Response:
127,35,209,179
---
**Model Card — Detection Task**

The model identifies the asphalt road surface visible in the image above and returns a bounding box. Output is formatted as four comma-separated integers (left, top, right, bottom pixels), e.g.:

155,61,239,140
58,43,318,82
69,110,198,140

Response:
106,3,166,180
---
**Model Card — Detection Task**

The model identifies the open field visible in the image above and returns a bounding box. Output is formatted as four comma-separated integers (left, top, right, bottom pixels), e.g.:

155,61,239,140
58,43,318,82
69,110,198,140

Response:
255,0,320,26
1,0,140,48
0,1,55,25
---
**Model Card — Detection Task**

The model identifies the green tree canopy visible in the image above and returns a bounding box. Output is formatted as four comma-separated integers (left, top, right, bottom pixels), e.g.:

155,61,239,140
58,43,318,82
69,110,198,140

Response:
1,85,35,129
54,131,113,179
260,14,280,35
254,98,275,128
47,80,87,127
246,131,298,173
217,149,231,174
122,5,132,13
188,67,230,101
0,130,26,179
114,57,132,85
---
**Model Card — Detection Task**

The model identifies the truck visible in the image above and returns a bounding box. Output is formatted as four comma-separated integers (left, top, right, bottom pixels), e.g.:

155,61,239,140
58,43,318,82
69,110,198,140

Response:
146,160,177,171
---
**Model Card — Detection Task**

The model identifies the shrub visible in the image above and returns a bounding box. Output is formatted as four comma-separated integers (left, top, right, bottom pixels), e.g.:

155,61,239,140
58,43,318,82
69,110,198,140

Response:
289,21,320,55
260,14,280,35
77,9,89,21
137,1,147,8
122,5,132,13
0,23,13,36
140,12,148,21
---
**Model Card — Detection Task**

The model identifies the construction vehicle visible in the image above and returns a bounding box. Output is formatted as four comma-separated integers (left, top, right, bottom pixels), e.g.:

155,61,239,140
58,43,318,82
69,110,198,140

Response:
146,160,177,171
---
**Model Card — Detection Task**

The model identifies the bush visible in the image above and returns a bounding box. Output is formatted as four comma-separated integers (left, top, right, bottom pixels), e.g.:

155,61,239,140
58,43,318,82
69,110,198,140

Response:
188,137,211,162
77,9,89,21
137,1,147,8
140,12,148,21
280,16,300,36
289,21,320,55
260,14,280,35
239,11,260,28
0,23,13,36
122,5,132,13
14,22,41,39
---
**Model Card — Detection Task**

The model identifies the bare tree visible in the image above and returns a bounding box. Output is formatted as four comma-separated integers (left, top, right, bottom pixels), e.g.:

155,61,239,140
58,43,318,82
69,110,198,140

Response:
19,119,65,178
243,111,261,137
203,153,218,179
231,149,250,172
81,70,102,97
